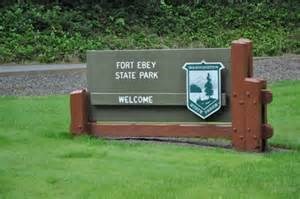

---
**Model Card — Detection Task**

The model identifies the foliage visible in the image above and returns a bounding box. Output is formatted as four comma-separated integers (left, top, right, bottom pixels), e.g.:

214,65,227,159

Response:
0,1,299,63
0,81,300,198
190,84,202,92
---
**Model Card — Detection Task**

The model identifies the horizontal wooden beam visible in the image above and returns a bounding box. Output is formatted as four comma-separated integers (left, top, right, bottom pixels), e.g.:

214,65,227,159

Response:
88,123,232,139
262,124,273,139
262,90,273,104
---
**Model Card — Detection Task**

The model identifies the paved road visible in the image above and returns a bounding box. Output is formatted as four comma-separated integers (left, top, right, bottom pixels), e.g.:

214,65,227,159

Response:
0,63,86,74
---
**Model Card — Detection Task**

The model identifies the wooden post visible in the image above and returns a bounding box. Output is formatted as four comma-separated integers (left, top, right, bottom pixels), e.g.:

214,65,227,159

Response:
70,89,89,135
231,39,273,152
244,78,265,151
231,39,250,151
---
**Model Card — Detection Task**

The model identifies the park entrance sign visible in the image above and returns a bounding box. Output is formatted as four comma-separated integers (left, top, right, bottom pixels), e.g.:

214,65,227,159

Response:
70,39,274,152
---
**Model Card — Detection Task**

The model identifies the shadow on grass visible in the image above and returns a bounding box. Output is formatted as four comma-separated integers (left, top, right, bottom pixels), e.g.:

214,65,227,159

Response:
58,149,108,159
0,135,12,147
46,176,60,185
59,151,94,159
40,128,295,154
42,131,73,140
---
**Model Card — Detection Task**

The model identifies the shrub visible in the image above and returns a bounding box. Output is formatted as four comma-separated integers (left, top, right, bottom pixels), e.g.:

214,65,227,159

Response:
0,1,298,63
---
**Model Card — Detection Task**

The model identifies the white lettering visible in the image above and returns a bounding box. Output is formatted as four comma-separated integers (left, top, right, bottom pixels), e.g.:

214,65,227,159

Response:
138,71,158,79
137,61,156,69
118,96,153,104
115,71,136,80
116,61,134,69
151,62,156,68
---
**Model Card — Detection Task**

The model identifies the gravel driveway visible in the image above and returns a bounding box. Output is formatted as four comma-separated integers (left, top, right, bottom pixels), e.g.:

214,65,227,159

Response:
0,55,299,96
254,55,300,82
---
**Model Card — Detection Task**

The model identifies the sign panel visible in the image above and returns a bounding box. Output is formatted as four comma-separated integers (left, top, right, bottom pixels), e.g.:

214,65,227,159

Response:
87,48,231,122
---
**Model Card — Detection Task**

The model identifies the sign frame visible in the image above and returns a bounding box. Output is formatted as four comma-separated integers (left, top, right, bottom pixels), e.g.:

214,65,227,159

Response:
70,39,273,152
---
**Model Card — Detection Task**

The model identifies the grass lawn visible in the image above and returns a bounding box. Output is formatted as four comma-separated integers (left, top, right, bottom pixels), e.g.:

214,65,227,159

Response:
0,80,299,199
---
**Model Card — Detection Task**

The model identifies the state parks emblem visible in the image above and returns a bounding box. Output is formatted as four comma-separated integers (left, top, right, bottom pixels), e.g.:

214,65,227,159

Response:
183,61,224,119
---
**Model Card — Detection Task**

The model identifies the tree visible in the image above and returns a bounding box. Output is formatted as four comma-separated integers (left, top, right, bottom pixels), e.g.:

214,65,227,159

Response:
204,73,213,99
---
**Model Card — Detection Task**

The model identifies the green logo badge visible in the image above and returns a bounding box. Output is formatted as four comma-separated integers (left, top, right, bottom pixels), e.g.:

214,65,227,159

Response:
183,61,224,119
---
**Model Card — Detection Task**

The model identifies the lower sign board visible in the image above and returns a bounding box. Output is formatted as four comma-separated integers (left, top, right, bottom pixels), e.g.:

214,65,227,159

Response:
70,39,274,152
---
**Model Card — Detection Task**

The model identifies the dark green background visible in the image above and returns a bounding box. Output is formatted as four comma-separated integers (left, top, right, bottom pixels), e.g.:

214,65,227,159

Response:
87,48,231,122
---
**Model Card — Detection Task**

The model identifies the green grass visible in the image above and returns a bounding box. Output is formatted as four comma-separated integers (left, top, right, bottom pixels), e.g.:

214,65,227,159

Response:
0,81,300,198
269,81,300,149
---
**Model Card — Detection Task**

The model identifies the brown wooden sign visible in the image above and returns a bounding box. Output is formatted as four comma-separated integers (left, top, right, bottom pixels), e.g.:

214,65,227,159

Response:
70,38,273,152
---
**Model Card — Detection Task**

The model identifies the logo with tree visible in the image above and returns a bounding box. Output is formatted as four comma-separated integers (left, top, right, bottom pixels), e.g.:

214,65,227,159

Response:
183,61,224,119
